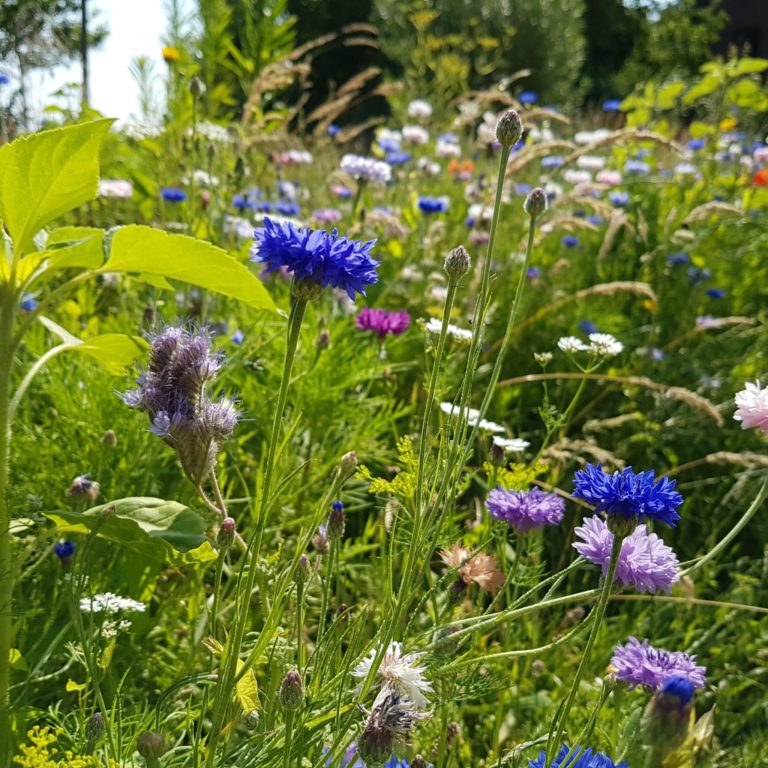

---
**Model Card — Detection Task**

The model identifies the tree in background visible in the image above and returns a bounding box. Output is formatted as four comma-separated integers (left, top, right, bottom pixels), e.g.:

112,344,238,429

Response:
0,0,108,128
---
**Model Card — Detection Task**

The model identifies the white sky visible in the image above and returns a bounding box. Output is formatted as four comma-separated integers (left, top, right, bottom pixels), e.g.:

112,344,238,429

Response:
28,0,185,124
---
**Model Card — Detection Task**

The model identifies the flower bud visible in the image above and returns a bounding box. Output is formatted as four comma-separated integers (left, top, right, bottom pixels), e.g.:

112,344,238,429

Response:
489,442,505,468
244,710,260,730
69,474,100,503
412,756,428,768
312,524,330,555
189,76,206,99
523,187,547,218
444,244,471,282
101,430,117,449
339,450,358,479
137,731,166,759
217,517,236,550
295,554,311,586
327,501,345,540
85,711,104,752
279,668,304,711
496,109,523,146
640,676,695,756
54,540,75,571
315,329,331,350
534,351,553,366
358,722,393,767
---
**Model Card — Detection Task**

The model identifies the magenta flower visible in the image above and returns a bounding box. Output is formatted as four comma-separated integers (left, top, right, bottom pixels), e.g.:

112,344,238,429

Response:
611,637,706,691
356,308,410,339
573,516,680,593
733,381,768,433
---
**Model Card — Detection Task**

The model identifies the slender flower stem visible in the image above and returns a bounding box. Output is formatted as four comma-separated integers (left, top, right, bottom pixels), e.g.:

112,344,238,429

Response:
544,531,624,768
0,289,16,767
206,297,307,765
283,709,295,768
296,583,305,671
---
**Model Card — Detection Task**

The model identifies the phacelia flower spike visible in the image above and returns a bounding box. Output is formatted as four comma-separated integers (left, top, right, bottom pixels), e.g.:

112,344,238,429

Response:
252,217,380,300
572,464,684,527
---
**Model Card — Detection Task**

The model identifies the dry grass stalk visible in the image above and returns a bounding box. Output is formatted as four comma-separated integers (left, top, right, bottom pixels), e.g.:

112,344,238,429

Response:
505,141,577,175
523,109,571,125
337,67,381,96
597,210,630,260
683,202,743,225
543,439,626,469
334,118,384,143
583,412,644,433
563,129,683,168
668,451,768,476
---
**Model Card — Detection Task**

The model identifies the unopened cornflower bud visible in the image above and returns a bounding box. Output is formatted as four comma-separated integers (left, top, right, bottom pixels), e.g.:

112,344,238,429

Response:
279,668,304,711
496,109,523,146
189,76,206,98
446,721,461,743
295,554,311,586
489,442,505,467
315,329,331,350
640,676,695,756
328,501,345,540
312,524,330,555
531,659,546,677
137,731,166,760
412,756,428,768
523,187,547,218
444,244,471,282
217,517,236,550
85,711,104,753
448,578,467,603
339,450,357,479
101,430,117,449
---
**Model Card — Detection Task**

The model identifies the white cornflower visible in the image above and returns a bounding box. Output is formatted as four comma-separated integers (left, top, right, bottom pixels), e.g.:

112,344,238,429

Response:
492,436,531,453
435,139,461,158
340,154,392,185
564,169,592,185
557,336,589,353
577,155,606,170
587,333,623,357
403,125,430,145
424,318,473,343
80,592,146,615
98,179,133,198
352,640,433,709
407,99,433,119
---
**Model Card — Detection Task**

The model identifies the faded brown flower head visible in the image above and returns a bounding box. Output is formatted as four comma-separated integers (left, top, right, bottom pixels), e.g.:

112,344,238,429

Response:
439,542,505,595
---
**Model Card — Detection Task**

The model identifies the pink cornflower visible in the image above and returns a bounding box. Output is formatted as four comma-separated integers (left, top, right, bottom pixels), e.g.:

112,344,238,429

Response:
356,308,410,339
734,381,768,433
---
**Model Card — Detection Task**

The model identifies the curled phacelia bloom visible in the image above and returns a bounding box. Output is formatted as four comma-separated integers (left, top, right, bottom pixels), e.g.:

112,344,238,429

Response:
122,326,238,485
610,637,706,691
486,487,565,533
573,516,680,593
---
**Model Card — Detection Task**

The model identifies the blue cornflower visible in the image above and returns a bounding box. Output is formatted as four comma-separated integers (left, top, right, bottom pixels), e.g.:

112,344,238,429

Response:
541,155,565,169
255,201,275,213
230,329,245,345
602,99,622,112
417,196,448,214
609,191,629,207
624,159,650,175
530,745,627,768
562,235,579,248
386,150,411,166
0,74,9,86
252,217,379,300
161,187,187,202
516,182,533,196
520,91,538,105
588,214,605,226
20,294,38,312
666,252,690,266
327,124,341,138
706,288,725,299
573,464,683,527
526,266,542,280
687,265,711,285
660,676,695,707
233,194,254,210
687,138,705,151
54,541,76,560
276,200,300,216
579,319,599,335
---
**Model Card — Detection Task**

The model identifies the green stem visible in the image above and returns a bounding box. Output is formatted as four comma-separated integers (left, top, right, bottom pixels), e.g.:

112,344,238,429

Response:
544,531,624,768
283,709,295,768
296,583,305,671
0,288,16,767
206,297,306,765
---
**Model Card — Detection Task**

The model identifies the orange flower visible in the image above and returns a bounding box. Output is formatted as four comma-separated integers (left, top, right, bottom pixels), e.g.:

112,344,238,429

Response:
162,46,181,64
439,542,505,595
753,168,768,187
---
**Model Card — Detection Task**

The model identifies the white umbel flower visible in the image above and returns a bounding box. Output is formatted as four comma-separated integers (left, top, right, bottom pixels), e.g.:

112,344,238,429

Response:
557,336,589,353
424,317,473,343
352,640,433,709
439,402,505,434
587,333,623,357
492,436,531,453
80,592,146,614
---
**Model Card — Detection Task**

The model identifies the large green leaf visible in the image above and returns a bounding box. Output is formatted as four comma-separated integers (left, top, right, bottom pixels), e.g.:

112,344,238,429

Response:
45,497,216,563
0,120,114,255
104,225,277,313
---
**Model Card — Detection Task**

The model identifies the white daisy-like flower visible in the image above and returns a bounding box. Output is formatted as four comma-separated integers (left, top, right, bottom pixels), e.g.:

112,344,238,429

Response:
492,436,531,453
424,318,473,343
80,592,146,614
557,336,589,353
587,333,623,357
439,402,505,434
352,640,433,709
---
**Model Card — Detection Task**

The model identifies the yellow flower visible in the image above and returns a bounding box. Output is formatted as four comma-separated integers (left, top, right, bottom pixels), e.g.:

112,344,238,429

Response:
162,46,181,64
14,726,117,768
719,116,737,132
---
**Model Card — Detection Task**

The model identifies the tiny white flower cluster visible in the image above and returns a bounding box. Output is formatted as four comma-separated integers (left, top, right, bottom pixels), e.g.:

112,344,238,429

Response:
492,435,530,453
98,179,134,198
340,154,392,185
80,592,146,615
195,121,231,143
424,317,473,343
279,149,313,165
557,333,623,357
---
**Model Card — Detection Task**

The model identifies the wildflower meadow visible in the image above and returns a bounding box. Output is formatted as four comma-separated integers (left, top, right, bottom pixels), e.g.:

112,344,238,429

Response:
0,3,767,767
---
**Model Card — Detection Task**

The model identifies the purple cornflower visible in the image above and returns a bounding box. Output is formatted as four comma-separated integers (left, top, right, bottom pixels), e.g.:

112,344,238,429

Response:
356,308,410,339
572,464,683,527
486,487,565,533
611,637,706,690
252,217,379,300
122,326,238,484
530,745,627,768
573,516,680,593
